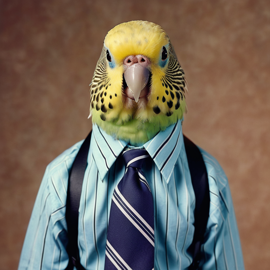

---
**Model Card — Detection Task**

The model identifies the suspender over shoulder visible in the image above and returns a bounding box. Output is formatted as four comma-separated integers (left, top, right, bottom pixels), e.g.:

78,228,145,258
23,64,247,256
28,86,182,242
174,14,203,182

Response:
66,132,92,270
65,132,209,270
184,136,210,269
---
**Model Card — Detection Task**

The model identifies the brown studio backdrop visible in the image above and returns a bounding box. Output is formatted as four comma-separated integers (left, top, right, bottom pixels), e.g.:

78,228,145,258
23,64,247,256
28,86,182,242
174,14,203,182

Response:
1,0,270,269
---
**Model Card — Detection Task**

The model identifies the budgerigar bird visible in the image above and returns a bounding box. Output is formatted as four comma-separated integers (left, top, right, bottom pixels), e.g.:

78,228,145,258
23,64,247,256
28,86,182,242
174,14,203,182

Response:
19,20,245,270
90,20,187,145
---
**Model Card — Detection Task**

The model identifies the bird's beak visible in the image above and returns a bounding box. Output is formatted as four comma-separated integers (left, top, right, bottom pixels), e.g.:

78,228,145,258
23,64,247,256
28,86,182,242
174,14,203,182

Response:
124,64,150,102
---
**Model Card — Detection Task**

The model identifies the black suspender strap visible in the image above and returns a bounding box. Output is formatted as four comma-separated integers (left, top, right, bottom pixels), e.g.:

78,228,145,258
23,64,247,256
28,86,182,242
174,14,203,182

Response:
66,132,91,270
65,133,209,270
184,135,210,270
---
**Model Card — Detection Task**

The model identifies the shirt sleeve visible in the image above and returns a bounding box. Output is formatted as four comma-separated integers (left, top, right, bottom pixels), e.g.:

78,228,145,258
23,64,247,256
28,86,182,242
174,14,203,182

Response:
199,150,245,270
18,165,70,270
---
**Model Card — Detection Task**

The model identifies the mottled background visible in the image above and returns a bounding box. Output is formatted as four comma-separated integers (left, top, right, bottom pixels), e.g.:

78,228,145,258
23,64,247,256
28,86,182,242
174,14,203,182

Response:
1,0,269,269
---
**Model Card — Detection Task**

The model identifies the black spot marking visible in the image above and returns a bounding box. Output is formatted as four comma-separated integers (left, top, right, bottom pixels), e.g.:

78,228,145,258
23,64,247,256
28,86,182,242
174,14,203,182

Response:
173,85,180,91
115,93,117,97
165,90,169,95
166,111,173,116
96,104,100,111
157,96,159,100
101,98,104,103
99,85,103,90
110,95,112,99
91,102,94,108
93,95,96,101
109,103,113,109
153,106,161,114
167,100,173,108
104,92,107,96
96,94,99,103
100,92,103,98
176,92,180,100
100,114,106,121
101,104,107,113
162,83,164,87
170,92,175,99
162,96,166,103
175,102,180,110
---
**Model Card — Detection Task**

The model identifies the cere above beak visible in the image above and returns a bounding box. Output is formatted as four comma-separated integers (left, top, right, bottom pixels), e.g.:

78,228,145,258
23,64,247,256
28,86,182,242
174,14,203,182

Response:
123,55,150,102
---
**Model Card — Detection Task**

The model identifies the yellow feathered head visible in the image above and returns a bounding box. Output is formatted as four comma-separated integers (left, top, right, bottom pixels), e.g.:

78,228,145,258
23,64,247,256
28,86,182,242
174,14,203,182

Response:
90,21,186,145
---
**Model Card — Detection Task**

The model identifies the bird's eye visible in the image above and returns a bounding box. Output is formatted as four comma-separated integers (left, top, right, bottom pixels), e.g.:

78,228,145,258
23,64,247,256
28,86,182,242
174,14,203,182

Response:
106,50,112,62
161,46,168,61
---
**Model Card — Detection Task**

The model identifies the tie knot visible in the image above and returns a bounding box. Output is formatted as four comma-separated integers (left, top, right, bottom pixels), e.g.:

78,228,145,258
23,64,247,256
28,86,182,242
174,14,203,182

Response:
123,149,149,169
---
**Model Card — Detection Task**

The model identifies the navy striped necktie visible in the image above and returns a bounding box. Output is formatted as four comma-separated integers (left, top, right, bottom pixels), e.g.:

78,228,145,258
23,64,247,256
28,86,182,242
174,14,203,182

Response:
105,149,155,270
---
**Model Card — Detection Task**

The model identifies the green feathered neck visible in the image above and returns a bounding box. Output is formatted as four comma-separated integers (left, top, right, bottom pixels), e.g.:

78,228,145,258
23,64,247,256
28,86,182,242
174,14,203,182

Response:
92,112,183,146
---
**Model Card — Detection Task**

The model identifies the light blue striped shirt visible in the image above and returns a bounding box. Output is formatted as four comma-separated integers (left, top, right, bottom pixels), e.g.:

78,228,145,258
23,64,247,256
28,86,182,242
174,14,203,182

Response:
19,120,244,269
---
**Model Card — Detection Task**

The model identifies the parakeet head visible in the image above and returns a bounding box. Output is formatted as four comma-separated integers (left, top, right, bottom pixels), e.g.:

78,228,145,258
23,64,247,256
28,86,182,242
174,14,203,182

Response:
90,20,187,145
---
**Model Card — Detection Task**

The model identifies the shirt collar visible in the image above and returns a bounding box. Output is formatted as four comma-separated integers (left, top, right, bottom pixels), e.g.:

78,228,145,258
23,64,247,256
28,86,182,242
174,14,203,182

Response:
144,119,183,183
91,124,128,181
91,120,183,183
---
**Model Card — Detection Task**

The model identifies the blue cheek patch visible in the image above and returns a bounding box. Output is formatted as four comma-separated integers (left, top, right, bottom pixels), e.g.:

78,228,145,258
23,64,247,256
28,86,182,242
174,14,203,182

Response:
109,61,115,69
159,57,168,68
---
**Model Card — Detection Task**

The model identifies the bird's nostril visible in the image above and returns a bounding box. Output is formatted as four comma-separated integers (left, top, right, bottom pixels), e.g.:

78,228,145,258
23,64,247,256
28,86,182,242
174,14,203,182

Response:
124,55,149,67
124,56,134,65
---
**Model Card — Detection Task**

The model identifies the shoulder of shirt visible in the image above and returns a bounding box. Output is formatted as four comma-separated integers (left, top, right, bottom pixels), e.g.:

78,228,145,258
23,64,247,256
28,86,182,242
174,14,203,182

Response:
36,140,85,220
198,147,228,189
198,146,232,211
45,139,84,177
